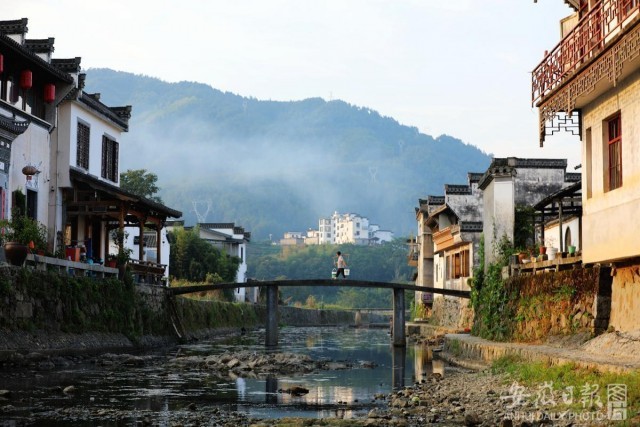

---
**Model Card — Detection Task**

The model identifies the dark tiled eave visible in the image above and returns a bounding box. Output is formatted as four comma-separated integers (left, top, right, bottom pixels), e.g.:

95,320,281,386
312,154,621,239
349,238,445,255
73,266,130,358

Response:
565,172,581,183
78,92,130,131
445,184,471,195
51,57,82,74
0,33,74,84
0,114,30,136
0,18,28,34
460,221,483,233
25,38,54,53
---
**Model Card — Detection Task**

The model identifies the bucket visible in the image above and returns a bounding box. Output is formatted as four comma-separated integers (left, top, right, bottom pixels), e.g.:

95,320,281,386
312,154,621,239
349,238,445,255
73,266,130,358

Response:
548,247,558,260
344,268,350,276
331,268,337,279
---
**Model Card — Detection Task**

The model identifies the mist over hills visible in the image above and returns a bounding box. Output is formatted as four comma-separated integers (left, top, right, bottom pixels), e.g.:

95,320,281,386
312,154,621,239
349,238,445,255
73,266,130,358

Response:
84,68,491,239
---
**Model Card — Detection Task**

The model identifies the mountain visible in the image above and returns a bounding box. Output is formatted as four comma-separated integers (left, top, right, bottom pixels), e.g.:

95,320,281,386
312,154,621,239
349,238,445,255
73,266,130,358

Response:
84,68,491,239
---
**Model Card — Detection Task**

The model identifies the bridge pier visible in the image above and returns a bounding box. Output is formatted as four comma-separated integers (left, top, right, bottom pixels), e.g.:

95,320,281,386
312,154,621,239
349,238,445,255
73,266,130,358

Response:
392,287,406,347
265,285,279,347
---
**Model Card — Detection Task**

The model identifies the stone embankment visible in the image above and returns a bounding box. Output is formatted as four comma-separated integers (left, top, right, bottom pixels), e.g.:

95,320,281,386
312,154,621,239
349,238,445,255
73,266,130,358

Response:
443,331,640,374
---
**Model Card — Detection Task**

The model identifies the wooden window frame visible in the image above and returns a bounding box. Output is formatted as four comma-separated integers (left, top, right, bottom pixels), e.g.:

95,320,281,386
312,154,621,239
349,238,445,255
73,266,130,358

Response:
76,121,90,169
101,135,119,183
607,114,622,191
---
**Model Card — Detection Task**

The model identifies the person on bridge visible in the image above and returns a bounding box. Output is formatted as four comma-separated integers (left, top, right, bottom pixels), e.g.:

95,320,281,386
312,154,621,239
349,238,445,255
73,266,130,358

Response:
335,251,348,279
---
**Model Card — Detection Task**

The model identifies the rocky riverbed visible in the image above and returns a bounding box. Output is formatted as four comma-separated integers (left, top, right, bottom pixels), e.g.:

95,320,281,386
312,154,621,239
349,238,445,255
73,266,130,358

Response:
2,325,628,427
0,350,600,427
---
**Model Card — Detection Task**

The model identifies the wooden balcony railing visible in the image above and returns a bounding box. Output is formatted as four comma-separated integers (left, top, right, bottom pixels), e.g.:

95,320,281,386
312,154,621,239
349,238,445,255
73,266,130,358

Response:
128,259,167,285
25,254,118,278
532,0,640,105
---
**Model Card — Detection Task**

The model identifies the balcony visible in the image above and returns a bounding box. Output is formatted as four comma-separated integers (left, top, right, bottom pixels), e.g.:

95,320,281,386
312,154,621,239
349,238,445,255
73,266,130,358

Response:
533,0,640,144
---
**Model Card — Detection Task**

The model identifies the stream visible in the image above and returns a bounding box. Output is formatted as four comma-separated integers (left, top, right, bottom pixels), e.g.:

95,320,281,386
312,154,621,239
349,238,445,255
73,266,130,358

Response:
0,326,445,425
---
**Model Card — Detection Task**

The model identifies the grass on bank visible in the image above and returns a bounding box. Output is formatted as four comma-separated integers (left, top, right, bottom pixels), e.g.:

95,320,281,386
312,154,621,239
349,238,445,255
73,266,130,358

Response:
491,355,640,422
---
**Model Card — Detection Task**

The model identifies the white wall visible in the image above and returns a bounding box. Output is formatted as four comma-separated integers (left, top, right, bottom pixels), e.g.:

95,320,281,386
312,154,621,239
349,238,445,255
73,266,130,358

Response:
581,73,640,263
483,176,515,264
9,123,51,225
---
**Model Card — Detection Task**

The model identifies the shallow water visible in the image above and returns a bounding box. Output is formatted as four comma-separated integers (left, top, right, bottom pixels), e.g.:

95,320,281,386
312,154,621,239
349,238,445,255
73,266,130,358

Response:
0,326,444,425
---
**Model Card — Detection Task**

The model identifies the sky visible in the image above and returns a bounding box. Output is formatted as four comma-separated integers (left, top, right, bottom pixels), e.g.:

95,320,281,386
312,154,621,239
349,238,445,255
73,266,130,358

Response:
7,0,582,168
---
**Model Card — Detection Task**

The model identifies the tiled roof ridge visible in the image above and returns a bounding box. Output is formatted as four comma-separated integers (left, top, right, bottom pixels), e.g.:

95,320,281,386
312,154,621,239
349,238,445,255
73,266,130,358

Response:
51,57,82,74
0,18,28,35
25,37,54,53
78,91,131,131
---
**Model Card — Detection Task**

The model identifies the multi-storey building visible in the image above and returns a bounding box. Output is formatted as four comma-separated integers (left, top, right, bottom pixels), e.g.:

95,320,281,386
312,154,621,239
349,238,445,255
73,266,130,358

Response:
425,174,483,328
479,158,580,264
410,160,580,325
533,0,640,332
1,18,181,281
317,211,393,245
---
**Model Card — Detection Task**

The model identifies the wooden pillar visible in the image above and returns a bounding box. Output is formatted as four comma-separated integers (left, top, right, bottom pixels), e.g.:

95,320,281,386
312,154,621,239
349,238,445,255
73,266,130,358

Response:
118,207,125,253
558,201,564,252
156,227,162,265
392,287,406,347
138,220,144,261
265,285,279,347
540,206,545,247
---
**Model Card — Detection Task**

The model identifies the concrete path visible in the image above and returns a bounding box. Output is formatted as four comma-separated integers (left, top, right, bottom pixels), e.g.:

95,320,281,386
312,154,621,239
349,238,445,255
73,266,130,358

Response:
444,333,640,373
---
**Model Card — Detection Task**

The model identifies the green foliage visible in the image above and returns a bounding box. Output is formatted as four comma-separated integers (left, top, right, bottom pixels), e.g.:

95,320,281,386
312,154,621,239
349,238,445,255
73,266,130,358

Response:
111,229,133,266
0,209,48,251
175,297,261,330
491,356,640,415
119,168,163,203
514,205,535,250
169,226,240,287
471,234,516,341
4,269,170,338
247,239,412,308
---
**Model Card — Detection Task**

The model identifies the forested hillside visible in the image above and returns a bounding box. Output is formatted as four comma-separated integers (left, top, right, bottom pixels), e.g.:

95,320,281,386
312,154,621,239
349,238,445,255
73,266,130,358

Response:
85,69,491,239
247,240,413,308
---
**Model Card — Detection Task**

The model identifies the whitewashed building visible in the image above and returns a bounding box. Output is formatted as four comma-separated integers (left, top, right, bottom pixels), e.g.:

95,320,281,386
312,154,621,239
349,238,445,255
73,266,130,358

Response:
195,223,254,303
317,211,393,245
533,0,640,332
1,18,181,282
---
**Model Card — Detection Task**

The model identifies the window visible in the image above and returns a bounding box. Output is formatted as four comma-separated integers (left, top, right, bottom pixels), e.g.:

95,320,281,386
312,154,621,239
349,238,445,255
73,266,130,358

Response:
101,135,119,182
586,128,592,199
77,122,90,169
607,114,622,191
26,189,37,220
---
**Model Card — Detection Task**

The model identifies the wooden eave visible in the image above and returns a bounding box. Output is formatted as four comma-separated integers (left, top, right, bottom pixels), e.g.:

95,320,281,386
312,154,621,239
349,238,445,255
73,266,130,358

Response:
68,169,182,228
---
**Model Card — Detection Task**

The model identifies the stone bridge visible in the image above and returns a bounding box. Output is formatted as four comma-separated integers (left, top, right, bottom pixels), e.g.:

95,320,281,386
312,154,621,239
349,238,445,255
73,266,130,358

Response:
169,279,470,347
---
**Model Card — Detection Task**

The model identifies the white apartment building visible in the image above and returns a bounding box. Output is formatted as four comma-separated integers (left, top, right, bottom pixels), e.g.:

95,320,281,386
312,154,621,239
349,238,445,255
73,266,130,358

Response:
316,211,393,245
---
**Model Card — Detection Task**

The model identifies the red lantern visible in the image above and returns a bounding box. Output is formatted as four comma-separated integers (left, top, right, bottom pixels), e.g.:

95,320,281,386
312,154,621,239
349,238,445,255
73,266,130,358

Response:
44,83,55,103
0,54,3,74
20,70,32,90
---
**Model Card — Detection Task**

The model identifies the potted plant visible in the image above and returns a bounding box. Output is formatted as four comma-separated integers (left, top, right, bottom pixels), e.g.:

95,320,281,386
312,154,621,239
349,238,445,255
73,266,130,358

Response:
0,212,48,266
545,237,558,260
105,254,117,268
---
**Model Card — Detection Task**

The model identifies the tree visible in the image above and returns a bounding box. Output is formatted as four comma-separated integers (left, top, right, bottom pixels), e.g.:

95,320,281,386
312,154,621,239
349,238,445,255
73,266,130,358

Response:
120,169,163,203
168,226,240,284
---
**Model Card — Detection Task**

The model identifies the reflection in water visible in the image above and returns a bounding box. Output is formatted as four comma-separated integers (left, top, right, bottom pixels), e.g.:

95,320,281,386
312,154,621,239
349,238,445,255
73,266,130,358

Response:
432,359,445,377
0,327,448,423
265,375,278,404
391,346,406,389
413,343,433,379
